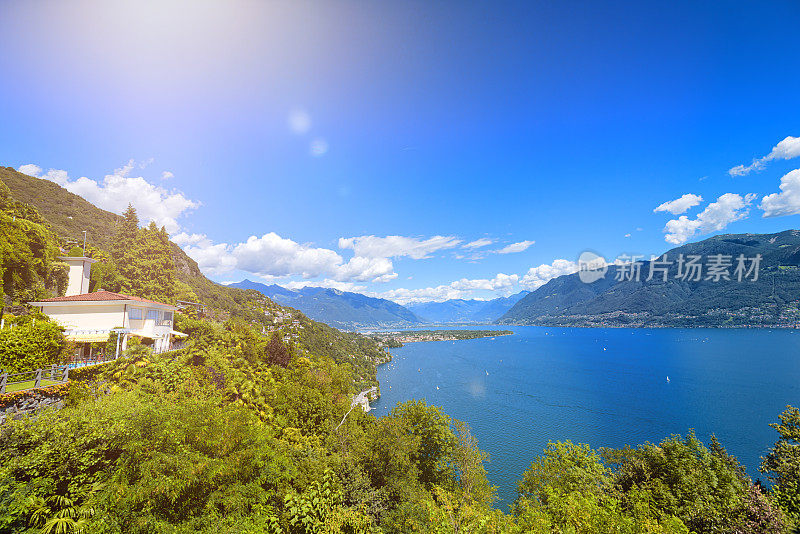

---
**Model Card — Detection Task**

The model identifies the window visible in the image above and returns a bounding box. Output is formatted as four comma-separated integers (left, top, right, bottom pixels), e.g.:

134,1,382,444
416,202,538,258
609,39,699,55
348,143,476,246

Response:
146,309,159,321
160,311,173,325
129,307,143,320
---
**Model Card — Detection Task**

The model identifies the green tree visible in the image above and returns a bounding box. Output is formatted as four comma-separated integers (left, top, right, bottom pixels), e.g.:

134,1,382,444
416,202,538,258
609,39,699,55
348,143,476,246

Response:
390,400,457,489
266,332,291,367
606,432,785,533
0,179,61,304
517,441,609,507
761,405,800,523
0,317,67,373
110,206,176,302
111,203,139,262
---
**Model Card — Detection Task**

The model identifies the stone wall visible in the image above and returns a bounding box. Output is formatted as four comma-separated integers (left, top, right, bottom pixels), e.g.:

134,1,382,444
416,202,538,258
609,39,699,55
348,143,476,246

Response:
0,384,68,426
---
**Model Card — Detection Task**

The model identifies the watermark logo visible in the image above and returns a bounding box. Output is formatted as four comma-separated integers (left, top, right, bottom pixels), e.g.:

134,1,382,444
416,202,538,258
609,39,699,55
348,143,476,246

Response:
578,251,608,284
577,252,762,284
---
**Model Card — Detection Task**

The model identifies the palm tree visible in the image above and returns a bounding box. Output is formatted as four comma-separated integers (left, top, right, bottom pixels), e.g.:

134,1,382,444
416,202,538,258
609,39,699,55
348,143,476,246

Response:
27,483,102,533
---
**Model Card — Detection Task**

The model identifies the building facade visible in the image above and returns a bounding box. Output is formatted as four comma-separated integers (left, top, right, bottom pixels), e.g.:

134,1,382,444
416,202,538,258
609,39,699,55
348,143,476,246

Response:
29,257,186,355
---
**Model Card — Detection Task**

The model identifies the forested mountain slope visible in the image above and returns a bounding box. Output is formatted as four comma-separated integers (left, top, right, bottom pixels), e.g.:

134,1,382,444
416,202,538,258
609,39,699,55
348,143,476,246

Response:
500,231,800,327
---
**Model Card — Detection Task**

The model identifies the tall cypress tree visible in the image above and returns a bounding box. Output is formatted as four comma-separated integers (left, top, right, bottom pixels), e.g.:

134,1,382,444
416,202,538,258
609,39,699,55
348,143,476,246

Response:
112,204,139,265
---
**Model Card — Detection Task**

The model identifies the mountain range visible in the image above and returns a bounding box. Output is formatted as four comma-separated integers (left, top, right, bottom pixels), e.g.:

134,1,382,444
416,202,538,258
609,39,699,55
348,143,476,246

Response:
499,230,800,327
229,279,425,329
8,166,800,331
406,291,529,323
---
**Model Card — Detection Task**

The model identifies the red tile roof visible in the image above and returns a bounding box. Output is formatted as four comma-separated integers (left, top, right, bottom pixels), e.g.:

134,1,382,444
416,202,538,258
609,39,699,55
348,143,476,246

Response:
35,290,172,306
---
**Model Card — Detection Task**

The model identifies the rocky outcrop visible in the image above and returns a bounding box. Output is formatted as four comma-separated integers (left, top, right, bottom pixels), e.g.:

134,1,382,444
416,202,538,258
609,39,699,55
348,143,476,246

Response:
0,386,67,425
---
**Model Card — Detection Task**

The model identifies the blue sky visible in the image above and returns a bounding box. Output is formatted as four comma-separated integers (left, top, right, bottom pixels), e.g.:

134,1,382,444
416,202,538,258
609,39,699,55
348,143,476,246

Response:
1,0,799,304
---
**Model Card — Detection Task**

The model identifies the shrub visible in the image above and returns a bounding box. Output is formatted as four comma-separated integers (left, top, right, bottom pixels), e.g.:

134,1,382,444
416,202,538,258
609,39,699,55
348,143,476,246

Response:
0,319,67,373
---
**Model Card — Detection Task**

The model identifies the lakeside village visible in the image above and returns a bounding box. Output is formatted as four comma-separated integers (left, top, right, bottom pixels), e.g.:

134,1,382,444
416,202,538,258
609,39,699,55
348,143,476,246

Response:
369,329,513,348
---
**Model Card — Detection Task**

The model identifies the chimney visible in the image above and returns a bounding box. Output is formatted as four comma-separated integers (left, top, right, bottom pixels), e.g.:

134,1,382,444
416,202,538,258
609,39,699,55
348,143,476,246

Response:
59,256,99,296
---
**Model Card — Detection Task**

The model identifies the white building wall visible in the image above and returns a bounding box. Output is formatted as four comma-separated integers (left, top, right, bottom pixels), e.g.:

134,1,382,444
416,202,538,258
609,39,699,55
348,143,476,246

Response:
62,258,95,296
42,303,175,354
45,303,127,331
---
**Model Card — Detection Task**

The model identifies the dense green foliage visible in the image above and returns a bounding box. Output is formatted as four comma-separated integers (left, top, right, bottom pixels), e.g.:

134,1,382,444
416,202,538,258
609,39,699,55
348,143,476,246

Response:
761,405,800,523
76,205,178,303
1,167,796,532
0,316,67,373
296,317,389,389
0,179,65,305
0,314,795,533
0,319,490,533
107,207,176,303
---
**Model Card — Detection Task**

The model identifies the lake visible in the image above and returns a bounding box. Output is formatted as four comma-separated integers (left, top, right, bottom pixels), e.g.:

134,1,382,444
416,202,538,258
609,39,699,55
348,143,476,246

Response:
371,326,800,508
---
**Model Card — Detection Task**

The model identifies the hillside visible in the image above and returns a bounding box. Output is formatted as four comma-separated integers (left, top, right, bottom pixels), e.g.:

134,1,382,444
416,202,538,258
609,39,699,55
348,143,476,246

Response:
0,166,122,251
230,279,424,329
500,230,800,327
1,167,265,322
0,166,392,385
408,291,529,323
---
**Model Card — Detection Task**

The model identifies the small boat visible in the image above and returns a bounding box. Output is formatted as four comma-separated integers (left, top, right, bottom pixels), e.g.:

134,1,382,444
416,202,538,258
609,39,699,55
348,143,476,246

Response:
485,370,489,376
666,376,670,383
436,386,439,390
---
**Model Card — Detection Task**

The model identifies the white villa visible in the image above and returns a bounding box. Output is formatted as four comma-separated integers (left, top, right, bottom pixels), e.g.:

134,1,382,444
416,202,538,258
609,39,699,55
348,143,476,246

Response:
29,256,187,356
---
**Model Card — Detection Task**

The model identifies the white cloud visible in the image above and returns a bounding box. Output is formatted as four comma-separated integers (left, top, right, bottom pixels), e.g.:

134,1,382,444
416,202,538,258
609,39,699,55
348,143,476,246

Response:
177,231,399,283
310,138,328,157
450,273,519,292
374,273,519,305
19,160,200,234
334,256,397,282
339,235,461,259
233,232,344,279
18,164,42,177
288,108,311,134
496,240,535,254
663,192,756,245
760,169,800,217
520,259,578,290
729,136,800,176
161,171,174,180
172,233,237,276
463,238,494,249
624,233,631,238
653,193,703,215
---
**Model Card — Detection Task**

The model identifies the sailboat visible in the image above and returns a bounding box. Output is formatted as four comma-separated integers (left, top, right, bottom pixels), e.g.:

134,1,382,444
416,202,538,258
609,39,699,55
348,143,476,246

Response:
666,376,670,383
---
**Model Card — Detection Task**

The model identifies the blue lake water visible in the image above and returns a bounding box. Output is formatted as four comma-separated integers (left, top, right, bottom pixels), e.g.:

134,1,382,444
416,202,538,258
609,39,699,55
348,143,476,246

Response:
371,326,800,508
